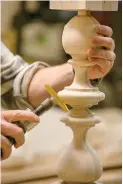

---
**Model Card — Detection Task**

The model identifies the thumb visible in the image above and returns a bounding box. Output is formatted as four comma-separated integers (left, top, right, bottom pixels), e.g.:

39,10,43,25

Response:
2,110,39,123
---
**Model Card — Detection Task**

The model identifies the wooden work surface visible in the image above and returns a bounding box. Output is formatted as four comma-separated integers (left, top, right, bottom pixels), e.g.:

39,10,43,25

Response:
15,169,121,184
1,108,121,184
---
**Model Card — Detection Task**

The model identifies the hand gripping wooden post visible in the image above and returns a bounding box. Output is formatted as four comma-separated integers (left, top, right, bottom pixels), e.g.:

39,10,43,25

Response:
50,1,118,184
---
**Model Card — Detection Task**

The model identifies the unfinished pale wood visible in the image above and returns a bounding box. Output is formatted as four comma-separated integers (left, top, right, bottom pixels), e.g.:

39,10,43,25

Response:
50,0,118,11
56,10,104,183
50,1,118,184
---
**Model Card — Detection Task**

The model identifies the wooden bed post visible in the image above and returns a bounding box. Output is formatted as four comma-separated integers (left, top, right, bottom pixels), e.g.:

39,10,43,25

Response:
50,1,118,183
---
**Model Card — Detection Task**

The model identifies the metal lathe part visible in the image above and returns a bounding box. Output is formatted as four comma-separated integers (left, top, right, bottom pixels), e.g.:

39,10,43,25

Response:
1,98,54,157
23,98,54,131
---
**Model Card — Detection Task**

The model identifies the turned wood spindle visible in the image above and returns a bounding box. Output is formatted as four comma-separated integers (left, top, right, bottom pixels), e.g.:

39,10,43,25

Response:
50,1,118,184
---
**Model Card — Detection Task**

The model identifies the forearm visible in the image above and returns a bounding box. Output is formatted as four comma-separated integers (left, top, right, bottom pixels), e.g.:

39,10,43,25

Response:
1,42,73,110
28,63,74,107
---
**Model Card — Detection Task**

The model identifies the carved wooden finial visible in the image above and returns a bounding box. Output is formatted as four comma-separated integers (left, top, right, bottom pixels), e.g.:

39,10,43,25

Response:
50,1,118,183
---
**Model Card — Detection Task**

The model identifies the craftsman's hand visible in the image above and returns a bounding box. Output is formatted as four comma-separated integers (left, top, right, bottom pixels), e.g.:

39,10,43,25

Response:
27,26,116,107
87,25,116,79
1,110,39,160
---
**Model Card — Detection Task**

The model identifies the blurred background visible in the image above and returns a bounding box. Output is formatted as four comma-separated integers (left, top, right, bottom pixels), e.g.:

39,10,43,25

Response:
1,1,122,109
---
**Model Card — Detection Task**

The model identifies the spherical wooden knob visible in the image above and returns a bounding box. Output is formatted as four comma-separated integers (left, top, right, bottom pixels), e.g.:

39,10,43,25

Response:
62,11,99,61
59,11,105,108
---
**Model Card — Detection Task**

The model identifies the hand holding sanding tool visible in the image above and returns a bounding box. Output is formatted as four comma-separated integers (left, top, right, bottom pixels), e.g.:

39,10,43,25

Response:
1,85,69,158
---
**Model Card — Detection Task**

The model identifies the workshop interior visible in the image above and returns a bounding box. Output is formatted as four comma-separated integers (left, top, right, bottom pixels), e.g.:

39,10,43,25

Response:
1,1,122,184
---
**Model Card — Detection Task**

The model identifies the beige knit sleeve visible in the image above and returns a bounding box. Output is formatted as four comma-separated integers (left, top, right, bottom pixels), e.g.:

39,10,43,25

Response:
1,42,49,110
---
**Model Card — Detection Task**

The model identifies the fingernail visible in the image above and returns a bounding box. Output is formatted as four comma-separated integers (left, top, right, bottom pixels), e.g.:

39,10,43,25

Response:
26,108,31,112
35,116,40,122
96,25,101,31
86,48,91,55
92,37,98,45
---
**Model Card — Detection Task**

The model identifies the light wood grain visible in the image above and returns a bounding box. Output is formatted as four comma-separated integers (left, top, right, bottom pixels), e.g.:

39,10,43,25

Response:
50,0,118,11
